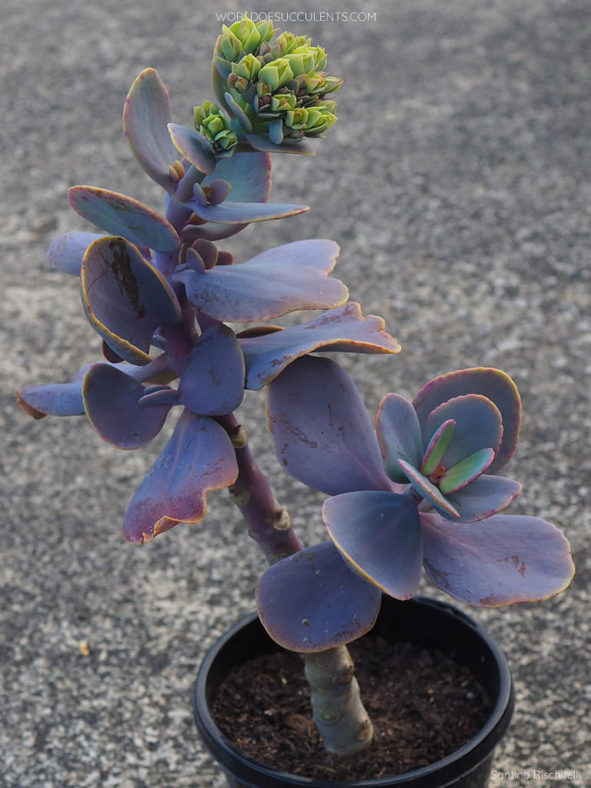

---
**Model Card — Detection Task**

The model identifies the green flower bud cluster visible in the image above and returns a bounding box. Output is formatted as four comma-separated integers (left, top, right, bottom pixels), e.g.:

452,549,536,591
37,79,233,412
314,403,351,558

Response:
213,13,341,147
193,100,237,153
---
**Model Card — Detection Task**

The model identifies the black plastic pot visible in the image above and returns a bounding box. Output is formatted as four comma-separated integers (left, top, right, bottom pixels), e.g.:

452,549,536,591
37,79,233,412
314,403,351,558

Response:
194,596,514,788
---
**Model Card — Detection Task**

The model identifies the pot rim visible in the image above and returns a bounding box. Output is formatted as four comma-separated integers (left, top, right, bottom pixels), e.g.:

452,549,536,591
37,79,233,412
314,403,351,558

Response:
194,595,514,787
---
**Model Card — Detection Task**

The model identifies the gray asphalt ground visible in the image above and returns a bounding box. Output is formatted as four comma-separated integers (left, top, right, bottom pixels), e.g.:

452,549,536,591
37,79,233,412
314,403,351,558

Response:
2,1,590,786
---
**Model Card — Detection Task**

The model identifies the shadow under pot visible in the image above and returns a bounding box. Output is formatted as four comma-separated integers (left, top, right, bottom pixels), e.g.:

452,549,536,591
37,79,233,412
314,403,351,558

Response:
194,595,514,788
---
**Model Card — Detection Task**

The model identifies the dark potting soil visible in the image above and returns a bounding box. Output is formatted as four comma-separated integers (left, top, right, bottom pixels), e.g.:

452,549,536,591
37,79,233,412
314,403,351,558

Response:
211,636,492,782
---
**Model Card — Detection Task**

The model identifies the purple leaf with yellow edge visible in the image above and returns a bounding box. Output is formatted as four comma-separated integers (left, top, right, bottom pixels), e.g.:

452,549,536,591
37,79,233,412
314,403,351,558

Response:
397,460,461,520
421,511,575,606
68,186,179,252
124,409,238,544
122,68,178,190
168,123,216,175
82,237,181,365
16,380,85,419
242,303,401,389
46,231,107,276
256,542,381,653
413,368,521,473
267,356,395,496
324,491,423,600
423,394,502,469
178,325,245,416
376,394,423,483
82,363,171,449
421,419,455,477
439,448,495,495
177,239,348,322
448,474,522,522
183,194,308,224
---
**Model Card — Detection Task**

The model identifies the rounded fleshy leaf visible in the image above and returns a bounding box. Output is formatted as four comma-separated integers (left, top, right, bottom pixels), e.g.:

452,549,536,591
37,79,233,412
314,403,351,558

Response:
82,237,181,365
168,123,216,175
16,381,85,419
267,356,394,496
421,419,455,477
178,325,245,416
423,394,502,469
203,152,271,203
413,368,521,473
68,186,179,252
124,410,238,544
188,152,273,241
122,68,178,190
397,459,460,519
242,303,400,389
83,363,171,449
324,491,423,600
178,243,348,323
376,394,423,483
183,195,308,224
449,474,522,522
46,231,106,276
440,448,495,495
421,512,575,606
256,542,381,653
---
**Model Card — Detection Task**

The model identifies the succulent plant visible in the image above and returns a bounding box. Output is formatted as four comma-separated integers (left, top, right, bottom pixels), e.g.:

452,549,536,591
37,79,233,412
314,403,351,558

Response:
260,357,575,652
18,18,574,763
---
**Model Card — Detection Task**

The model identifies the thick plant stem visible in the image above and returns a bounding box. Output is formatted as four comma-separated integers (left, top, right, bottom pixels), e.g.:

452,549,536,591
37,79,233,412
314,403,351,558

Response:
305,646,374,755
218,414,304,563
217,413,375,755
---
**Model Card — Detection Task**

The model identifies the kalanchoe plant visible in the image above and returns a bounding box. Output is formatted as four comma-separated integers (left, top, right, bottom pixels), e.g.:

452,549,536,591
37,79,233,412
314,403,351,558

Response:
18,18,575,768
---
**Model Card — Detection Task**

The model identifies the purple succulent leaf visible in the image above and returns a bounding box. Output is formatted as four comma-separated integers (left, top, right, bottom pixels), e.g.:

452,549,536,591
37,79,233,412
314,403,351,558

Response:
249,239,340,271
16,358,174,421
206,179,233,205
177,325,245,416
421,419,456,476
421,511,575,606
439,447,495,495
375,394,424,483
124,409,238,544
267,356,395,496
423,394,502,469
241,303,401,390
138,386,180,408
244,132,316,156
448,474,522,522
83,363,171,449
397,460,461,520
177,244,348,323
168,123,216,175
182,195,308,224
187,152,272,241
46,231,107,276
16,381,85,419
68,186,180,252
256,542,381,653
323,491,423,600
122,68,178,191
413,368,521,473
81,236,182,365
203,152,271,203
